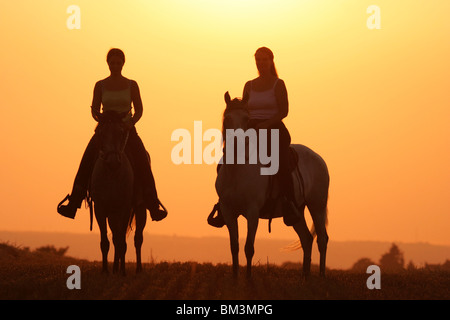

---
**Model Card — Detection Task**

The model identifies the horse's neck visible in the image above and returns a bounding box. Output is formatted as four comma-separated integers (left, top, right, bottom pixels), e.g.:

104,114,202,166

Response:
221,162,262,185
95,156,132,181
217,162,269,212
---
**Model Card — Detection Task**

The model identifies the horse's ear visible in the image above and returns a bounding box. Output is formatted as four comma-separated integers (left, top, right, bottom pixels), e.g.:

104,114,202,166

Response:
224,91,231,105
242,92,249,105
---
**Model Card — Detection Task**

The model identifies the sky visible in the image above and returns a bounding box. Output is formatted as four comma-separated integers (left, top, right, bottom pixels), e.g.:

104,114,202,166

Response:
0,0,449,246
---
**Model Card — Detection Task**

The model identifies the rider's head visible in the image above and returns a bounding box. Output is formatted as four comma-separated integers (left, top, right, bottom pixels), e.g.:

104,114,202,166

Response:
254,47,278,78
107,48,125,76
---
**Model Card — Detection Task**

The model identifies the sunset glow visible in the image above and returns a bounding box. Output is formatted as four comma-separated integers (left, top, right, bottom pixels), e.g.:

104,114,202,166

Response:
0,0,449,248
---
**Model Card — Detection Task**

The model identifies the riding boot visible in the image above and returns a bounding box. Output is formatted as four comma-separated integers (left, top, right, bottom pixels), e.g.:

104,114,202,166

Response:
57,184,86,219
283,199,301,226
280,168,301,226
57,135,98,219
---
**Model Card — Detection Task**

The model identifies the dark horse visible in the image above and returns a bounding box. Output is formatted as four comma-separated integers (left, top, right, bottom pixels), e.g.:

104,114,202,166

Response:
90,111,146,275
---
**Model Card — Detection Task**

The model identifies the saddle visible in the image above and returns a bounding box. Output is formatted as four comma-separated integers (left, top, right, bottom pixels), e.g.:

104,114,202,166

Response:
85,147,147,230
288,146,299,172
260,146,306,231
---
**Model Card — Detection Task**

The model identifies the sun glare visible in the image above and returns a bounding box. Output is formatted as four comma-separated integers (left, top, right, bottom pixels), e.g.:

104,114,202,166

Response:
158,0,309,33
196,0,309,20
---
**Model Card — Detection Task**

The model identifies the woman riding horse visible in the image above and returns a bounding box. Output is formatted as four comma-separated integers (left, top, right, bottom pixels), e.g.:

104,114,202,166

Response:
57,48,167,222
208,47,298,227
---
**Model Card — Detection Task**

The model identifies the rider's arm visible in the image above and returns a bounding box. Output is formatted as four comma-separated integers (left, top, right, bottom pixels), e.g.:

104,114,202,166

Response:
260,79,288,129
91,81,102,122
242,81,251,100
130,80,143,125
274,79,289,120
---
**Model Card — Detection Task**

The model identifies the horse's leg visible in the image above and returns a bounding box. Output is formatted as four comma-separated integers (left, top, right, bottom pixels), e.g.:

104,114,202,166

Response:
292,207,313,278
112,231,127,275
221,201,239,278
310,204,328,277
244,210,259,279
134,205,146,273
95,209,109,273
120,228,127,276
112,232,119,274
227,220,239,278
109,217,121,274
224,217,239,278
118,219,128,276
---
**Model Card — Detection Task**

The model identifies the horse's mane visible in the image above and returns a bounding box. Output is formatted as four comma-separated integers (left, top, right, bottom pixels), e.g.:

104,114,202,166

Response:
223,95,248,111
222,96,249,135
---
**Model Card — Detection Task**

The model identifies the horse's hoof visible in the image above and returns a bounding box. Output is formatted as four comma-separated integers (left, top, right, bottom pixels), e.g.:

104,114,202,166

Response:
207,204,225,228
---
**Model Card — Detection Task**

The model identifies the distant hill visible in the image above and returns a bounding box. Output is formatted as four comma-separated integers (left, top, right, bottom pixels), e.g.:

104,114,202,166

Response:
1,230,449,269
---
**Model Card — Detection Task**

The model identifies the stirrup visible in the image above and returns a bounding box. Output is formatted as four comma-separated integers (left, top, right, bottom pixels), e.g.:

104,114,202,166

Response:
207,203,225,228
150,199,168,221
57,194,76,219
282,199,301,226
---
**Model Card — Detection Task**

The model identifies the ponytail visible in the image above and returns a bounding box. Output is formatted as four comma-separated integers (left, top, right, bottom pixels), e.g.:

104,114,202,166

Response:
255,47,278,78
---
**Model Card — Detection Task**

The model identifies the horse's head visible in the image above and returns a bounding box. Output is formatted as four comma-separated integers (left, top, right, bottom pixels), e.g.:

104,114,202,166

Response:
222,91,249,135
95,111,130,170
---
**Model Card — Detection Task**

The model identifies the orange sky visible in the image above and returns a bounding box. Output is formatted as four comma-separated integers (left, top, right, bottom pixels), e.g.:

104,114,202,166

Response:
1,0,449,246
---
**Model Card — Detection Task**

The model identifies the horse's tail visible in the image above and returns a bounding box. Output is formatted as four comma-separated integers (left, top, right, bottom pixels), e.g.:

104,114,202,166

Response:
282,240,302,251
283,204,328,251
127,208,136,235
281,223,318,251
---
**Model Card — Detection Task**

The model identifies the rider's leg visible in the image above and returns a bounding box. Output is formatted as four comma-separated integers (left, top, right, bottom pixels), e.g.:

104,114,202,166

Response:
278,123,294,201
275,122,301,225
126,127,167,221
58,134,99,219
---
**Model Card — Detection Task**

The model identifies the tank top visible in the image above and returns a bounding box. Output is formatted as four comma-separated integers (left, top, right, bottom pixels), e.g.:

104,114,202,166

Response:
101,80,132,121
247,78,279,120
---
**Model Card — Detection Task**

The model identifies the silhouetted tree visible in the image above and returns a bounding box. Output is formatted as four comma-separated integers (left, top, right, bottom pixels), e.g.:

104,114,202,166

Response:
35,245,69,256
406,260,416,271
351,257,376,272
379,243,404,272
442,260,450,271
425,260,450,271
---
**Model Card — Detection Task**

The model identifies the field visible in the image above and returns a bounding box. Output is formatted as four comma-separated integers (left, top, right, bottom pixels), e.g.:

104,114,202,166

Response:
0,242,448,300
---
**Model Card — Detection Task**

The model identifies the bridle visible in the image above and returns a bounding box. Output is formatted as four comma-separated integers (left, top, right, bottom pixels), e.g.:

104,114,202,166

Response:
98,125,130,163
92,107,131,165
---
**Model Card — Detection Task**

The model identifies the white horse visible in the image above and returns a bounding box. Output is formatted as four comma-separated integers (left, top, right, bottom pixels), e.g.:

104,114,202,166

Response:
216,92,330,278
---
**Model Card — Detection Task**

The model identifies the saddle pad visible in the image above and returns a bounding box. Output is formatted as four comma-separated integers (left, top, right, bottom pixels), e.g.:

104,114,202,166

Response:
260,147,305,220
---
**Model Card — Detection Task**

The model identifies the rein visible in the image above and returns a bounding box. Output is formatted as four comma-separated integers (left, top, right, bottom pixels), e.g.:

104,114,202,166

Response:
98,122,130,162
